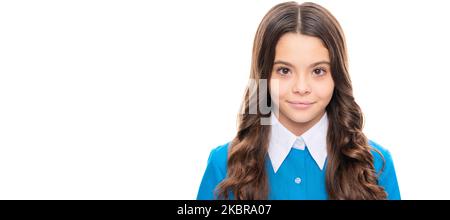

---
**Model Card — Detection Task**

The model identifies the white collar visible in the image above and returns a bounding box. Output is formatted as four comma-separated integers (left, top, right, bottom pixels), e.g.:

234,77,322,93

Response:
268,112,329,173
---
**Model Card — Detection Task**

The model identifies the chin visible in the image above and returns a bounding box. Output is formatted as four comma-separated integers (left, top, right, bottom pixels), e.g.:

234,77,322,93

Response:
288,115,315,124
283,111,316,124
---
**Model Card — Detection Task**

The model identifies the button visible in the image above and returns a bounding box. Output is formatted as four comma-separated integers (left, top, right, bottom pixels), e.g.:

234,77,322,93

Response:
294,177,302,184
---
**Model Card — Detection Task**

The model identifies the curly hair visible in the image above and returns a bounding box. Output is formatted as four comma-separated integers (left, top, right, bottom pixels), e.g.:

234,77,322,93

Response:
216,1,387,200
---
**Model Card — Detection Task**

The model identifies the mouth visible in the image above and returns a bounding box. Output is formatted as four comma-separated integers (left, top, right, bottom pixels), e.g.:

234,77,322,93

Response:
286,100,316,110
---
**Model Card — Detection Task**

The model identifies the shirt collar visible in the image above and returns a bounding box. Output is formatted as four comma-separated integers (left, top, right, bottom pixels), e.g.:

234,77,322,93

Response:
268,112,329,173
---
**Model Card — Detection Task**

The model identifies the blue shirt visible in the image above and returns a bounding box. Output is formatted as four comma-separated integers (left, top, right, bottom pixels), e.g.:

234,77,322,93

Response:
197,140,401,200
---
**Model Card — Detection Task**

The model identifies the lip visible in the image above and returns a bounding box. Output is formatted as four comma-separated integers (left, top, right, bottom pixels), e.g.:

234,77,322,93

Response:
287,100,315,110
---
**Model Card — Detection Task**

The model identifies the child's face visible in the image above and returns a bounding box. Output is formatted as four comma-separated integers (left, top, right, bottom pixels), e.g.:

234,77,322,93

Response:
269,33,334,133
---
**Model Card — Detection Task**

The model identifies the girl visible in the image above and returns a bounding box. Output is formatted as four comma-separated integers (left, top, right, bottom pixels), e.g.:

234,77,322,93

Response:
197,1,400,200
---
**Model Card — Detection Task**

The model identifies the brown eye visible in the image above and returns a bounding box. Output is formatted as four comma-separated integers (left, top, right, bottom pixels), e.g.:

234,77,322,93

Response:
277,67,291,75
313,68,326,76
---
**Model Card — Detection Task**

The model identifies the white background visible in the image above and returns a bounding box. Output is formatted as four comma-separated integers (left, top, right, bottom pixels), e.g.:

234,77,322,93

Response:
1,0,449,199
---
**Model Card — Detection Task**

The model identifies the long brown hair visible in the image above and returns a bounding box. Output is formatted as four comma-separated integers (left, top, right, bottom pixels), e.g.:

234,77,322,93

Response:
217,1,387,200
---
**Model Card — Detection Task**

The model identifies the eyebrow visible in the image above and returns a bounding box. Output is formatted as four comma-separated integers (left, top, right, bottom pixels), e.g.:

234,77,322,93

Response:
273,60,330,69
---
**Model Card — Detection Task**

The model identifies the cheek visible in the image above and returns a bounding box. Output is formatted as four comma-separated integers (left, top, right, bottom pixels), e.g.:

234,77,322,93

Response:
270,79,290,104
315,80,334,101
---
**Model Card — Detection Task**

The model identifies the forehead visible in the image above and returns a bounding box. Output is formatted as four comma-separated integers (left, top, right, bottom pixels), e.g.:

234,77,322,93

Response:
274,33,330,65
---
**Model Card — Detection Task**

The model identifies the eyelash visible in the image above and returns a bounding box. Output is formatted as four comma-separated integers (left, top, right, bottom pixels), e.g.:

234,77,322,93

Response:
275,66,328,76
312,67,327,76
276,67,291,75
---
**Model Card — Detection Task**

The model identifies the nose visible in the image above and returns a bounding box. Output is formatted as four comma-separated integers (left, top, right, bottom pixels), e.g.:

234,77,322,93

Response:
292,72,311,95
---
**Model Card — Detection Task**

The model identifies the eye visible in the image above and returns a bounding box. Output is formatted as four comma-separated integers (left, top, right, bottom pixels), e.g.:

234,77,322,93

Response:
276,67,291,75
312,67,327,76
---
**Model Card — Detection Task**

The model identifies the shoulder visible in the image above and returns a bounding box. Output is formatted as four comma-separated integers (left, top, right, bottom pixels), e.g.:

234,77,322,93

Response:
368,139,394,173
367,139,401,200
205,142,230,175
368,139,392,161
208,142,230,163
197,142,230,200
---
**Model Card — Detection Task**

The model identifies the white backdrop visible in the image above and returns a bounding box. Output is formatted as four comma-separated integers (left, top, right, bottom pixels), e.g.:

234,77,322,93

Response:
1,0,449,199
